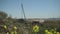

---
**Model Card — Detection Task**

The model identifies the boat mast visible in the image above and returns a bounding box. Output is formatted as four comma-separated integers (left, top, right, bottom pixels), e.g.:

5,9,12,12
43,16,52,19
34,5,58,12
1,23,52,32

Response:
21,3,26,20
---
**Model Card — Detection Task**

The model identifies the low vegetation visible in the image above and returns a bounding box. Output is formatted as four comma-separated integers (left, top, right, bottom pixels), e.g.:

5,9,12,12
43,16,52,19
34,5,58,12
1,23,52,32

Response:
0,11,60,34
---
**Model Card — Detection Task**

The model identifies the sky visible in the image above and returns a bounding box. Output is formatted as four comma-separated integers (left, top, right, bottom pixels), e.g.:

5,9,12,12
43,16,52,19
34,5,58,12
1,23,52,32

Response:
0,0,60,18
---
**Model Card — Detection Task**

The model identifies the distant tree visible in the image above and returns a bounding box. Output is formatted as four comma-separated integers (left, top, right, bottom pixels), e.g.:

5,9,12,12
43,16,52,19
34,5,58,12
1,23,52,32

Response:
0,11,8,25
0,11,7,19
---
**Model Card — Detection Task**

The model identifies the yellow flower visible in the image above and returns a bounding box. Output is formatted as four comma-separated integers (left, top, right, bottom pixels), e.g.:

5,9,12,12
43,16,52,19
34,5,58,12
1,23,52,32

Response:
7,32,9,34
45,29,53,34
54,31,56,33
33,25,39,32
47,32,52,34
11,31,17,34
4,25,7,29
56,32,59,34
45,29,48,32
11,31,14,34
14,31,17,34
14,26,17,30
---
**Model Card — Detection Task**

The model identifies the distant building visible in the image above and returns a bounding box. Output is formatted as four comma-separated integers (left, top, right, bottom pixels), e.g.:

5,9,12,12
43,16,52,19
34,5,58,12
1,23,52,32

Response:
27,18,45,24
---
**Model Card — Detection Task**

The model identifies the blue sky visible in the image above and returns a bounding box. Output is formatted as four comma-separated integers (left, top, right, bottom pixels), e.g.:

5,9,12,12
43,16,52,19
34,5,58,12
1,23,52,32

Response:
0,0,60,18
